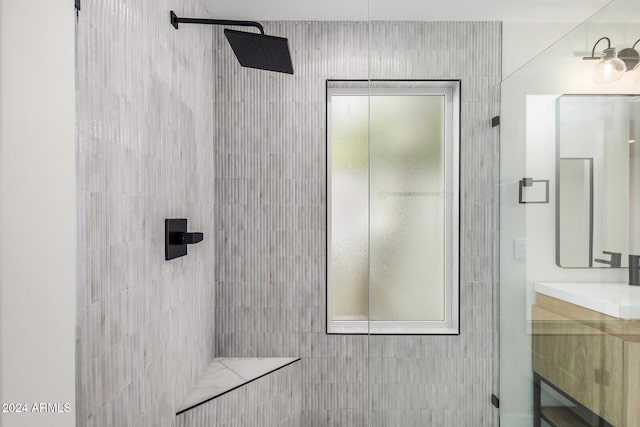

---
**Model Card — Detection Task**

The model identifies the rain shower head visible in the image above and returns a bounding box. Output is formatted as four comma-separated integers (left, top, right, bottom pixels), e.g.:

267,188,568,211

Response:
224,29,293,74
170,11,294,75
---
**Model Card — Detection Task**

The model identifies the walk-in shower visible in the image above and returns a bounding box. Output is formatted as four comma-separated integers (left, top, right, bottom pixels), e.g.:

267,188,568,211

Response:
170,11,294,74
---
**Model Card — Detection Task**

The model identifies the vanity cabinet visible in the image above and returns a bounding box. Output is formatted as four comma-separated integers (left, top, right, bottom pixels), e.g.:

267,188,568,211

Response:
532,293,640,427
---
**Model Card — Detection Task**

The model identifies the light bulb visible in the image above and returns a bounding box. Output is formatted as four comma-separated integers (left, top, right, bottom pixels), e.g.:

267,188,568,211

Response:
593,48,626,84
634,63,640,84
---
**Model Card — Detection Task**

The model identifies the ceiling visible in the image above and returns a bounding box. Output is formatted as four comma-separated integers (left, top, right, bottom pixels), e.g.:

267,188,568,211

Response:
204,0,614,23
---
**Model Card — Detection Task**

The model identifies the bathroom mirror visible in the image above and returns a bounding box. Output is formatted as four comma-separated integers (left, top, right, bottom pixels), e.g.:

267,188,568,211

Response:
556,95,640,268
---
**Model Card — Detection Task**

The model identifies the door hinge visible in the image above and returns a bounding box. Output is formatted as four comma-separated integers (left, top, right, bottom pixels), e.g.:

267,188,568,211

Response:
491,394,500,408
491,116,500,127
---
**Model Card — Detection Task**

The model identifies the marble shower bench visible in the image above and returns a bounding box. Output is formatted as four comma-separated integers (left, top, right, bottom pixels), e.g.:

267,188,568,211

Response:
175,357,302,427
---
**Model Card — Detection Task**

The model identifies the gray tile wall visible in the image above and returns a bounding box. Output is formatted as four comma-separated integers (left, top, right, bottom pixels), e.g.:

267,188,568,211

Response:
214,21,500,427
76,1,215,426
175,362,302,427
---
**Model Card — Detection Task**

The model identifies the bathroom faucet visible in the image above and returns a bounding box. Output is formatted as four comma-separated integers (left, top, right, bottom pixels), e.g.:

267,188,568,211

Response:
594,251,622,268
630,255,640,286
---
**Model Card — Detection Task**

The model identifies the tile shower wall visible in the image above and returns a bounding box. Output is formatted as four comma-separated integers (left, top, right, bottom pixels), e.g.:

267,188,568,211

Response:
214,21,501,427
214,21,369,427
76,1,215,426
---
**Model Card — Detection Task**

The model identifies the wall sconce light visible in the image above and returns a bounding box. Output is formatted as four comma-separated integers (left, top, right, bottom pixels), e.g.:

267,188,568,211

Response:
583,37,640,84
627,40,640,84
583,37,626,83
618,39,640,70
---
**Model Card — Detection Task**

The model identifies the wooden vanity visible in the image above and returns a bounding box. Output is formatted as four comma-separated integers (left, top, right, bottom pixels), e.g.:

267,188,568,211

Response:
532,283,640,427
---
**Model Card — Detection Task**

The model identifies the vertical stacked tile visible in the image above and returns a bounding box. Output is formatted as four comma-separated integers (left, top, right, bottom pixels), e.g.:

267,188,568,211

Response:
214,21,501,427
213,21,370,427
76,1,215,426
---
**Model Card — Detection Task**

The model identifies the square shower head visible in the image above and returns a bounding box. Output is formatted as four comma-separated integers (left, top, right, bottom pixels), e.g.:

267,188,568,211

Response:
224,29,294,74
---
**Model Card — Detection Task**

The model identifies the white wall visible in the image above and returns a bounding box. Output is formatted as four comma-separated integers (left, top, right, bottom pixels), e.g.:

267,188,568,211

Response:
502,0,640,77
502,22,577,78
0,1,76,426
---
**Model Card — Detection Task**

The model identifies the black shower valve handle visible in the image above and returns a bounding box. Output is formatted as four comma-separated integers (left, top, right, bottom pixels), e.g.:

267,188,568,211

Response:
165,218,204,260
169,231,203,245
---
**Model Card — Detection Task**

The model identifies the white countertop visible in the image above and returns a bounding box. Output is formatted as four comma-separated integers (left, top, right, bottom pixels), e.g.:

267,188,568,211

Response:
536,282,640,319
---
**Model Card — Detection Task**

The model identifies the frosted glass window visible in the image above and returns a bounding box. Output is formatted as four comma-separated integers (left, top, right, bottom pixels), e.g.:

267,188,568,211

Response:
327,80,460,335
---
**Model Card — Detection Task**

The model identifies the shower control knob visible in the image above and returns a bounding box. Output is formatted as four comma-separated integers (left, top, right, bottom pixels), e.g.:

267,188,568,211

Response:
165,218,204,260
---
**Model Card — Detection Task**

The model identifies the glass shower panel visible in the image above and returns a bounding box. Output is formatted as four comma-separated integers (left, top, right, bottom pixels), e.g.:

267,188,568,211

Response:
499,1,640,426
365,14,496,427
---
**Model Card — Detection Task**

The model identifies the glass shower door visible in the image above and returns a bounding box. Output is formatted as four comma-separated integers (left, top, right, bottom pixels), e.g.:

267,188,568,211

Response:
498,1,640,426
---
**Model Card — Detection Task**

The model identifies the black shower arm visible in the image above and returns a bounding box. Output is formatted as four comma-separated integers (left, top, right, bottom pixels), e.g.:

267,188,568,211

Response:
170,11,264,34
